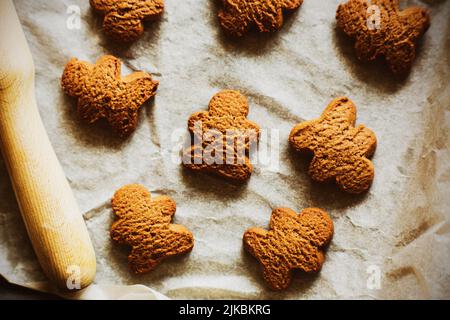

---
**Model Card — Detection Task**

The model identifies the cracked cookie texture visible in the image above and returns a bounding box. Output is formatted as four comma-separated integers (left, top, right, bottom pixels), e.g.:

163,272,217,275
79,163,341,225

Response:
61,55,158,137
336,0,430,74
289,97,377,194
244,207,333,290
218,0,303,36
90,0,164,42
111,184,194,274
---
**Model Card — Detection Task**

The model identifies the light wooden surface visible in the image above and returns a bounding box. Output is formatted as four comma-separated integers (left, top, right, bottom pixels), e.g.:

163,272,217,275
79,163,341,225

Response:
0,0,96,290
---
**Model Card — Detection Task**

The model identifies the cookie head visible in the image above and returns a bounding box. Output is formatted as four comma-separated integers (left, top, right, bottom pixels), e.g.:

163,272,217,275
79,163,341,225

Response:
218,0,303,37
90,0,164,42
182,90,261,182
336,0,430,74
111,184,194,273
244,207,333,290
61,55,158,137
289,97,377,194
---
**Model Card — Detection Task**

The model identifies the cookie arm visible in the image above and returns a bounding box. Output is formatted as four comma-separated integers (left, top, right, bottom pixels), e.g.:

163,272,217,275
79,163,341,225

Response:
289,120,319,153
400,7,430,40
187,111,209,134
107,73,157,136
352,125,377,158
243,227,268,259
321,97,357,125
151,195,177,220
61,58,90,97
123,72,159,109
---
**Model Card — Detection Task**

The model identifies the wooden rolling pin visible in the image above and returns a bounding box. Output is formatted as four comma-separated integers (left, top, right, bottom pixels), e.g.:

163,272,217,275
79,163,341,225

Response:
0,0,96,290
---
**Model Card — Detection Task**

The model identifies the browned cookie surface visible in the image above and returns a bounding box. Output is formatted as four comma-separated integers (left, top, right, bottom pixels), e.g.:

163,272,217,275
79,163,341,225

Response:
244,207,333,290
336,0,430,74
111,184,194,274
218,0,303,37
182,90,260,182
61,55,158,137
289,97,377,194
90,0,164,42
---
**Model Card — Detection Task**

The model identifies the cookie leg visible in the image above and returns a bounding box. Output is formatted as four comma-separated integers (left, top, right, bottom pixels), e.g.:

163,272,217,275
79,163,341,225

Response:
128,245,160,273
77,97,106,124
164,225,195,256
308,156,338,183
289,120,319,153
244,228,292,290
262,264,292,290
335,158,375,194
386,40,416,74
107,109,139,137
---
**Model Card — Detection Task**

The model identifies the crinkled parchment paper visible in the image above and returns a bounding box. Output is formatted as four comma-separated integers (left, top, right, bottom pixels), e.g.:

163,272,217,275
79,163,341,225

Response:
0,0,449,299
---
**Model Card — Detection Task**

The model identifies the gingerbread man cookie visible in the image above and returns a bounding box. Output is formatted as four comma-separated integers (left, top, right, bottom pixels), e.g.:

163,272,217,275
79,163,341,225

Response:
182,90,260,182
336,0,430,74
244,207,333,290
61,55,158,137
289,97,377,194
111,184,194,274
90,0,164,42
218,0,303,37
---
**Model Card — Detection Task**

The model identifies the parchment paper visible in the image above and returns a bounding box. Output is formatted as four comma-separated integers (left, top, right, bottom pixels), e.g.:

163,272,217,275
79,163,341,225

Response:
0,0,449,299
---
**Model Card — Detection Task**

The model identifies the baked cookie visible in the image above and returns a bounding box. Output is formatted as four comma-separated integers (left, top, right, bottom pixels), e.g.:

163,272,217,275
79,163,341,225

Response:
244,207,333,290
218,0,303,37
61,55,158,137
289,97,377,194
90,0,164,42
336,0,430,74
182,90,260,182
111,184,194,274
